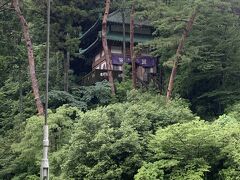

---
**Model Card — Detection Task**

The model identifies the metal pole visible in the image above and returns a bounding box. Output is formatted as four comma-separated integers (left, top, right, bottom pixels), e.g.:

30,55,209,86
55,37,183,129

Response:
40,0,50,179
122,0,126,80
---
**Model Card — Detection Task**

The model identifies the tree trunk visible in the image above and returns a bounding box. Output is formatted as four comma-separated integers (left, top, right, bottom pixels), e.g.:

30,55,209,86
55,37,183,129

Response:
102,0,115,95
159,62,164,94
12,0,44,115
122,8,126,81
64,33,70,92
166,9,197,101
130,3,137,89
64,50,70,92
18,64,24,120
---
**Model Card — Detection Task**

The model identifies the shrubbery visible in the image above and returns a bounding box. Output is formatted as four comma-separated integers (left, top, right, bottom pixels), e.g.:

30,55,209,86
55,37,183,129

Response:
3,91,240,179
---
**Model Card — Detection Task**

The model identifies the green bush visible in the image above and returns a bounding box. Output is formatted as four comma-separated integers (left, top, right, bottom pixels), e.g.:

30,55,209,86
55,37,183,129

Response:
136,117,240,179
4,106,81,179
62,91,196,179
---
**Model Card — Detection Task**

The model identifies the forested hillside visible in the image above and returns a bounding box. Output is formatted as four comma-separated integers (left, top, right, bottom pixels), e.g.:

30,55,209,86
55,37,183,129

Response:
1,0,240,179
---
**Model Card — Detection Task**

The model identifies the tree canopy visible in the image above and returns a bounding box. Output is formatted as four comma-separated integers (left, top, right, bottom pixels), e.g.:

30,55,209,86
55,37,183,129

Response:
1,0,240,179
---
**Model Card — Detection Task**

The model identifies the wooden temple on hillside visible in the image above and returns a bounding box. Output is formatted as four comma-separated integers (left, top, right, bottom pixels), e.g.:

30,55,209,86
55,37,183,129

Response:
79,10,158,85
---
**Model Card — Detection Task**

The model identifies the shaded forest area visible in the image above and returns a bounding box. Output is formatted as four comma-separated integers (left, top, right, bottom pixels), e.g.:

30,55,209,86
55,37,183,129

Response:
1,0,240,179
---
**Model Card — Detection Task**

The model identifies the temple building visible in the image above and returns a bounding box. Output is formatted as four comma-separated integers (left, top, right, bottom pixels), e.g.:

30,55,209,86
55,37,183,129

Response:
79,10,158,85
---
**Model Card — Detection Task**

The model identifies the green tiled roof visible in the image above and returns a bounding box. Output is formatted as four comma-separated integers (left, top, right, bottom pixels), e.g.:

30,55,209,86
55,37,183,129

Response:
80,31,152,55
108,10,151,27
80,10,151,40
79,10,153,55
79,17,100,40
106,32,153,43
79,37,100,54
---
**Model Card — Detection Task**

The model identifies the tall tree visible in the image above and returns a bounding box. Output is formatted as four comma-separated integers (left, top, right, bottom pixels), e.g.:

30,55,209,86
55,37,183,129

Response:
121,0,126,81
12,0,44,115
176,1,240,118
64,34,70,92
130,2,137,89
166,8,198,101
102,0,115,95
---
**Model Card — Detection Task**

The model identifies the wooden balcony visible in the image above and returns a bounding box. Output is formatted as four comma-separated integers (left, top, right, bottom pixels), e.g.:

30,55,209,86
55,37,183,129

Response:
81,69,122,86
92,56,106,69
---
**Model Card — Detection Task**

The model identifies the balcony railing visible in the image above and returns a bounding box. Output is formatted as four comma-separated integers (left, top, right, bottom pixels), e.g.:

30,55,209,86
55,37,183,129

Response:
81,69,122,86
80,69,161,90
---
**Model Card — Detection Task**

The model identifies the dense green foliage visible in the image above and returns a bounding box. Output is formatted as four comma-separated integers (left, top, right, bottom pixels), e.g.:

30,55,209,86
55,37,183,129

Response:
1,0,240,179
3,90,240,179
62,91,194,179
135,118,240,179
48,81,111,110
1,91,195,179
137,0,240,118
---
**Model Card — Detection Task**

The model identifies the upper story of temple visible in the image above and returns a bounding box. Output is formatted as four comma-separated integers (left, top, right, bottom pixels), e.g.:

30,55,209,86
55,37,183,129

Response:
79,10,158,85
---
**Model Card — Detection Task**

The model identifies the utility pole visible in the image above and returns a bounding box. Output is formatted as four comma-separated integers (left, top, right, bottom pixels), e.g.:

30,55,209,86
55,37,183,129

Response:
40,0,50,179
